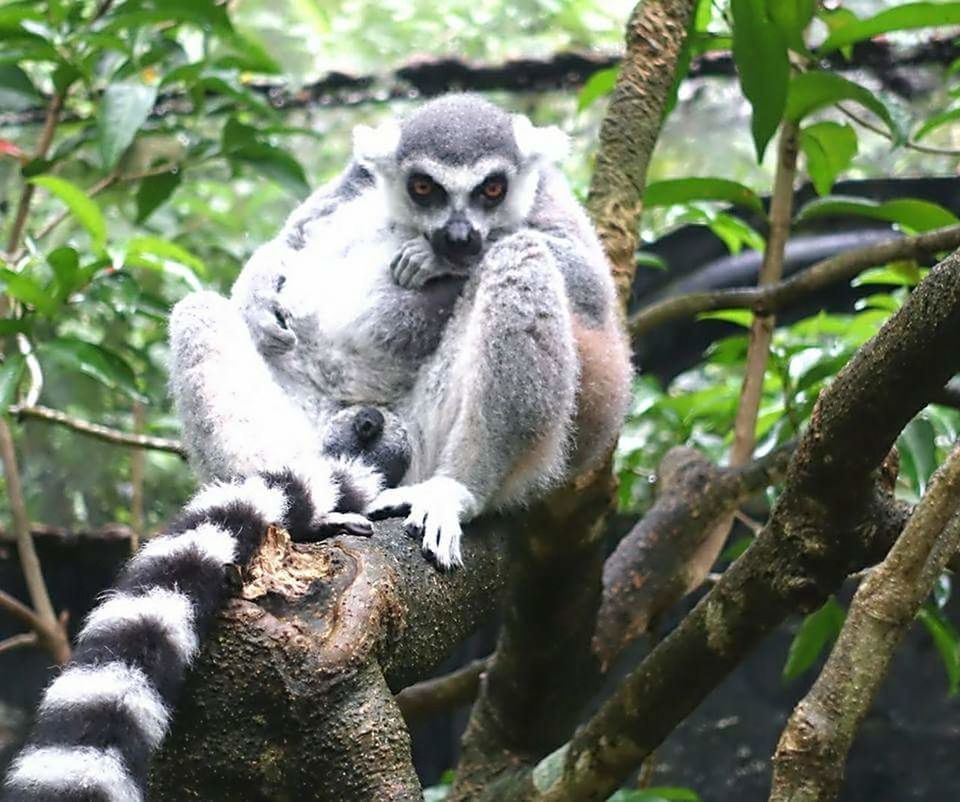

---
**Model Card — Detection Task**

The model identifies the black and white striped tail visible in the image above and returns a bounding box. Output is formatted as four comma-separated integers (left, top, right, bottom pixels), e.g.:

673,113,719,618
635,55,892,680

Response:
2,460,382,802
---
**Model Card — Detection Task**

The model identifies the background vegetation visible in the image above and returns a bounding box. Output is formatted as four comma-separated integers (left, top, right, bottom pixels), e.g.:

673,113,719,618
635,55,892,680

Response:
2,0,960,799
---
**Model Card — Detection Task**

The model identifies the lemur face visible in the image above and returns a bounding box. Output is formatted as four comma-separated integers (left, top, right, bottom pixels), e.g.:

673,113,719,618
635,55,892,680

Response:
321,405,411,488
353,93,569,270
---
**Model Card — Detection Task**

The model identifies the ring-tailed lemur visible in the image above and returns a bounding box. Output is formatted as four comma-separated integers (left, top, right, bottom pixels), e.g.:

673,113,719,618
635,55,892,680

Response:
177,93,632,569
3,93,630,801
2,406,410,802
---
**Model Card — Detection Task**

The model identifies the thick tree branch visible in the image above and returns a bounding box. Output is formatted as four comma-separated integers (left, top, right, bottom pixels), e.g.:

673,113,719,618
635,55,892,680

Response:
628,223,960,337
151,520,511,801
586,0,698,307
479,247,960,802
10,403,186,456
770,442,960,802
595,441,793,668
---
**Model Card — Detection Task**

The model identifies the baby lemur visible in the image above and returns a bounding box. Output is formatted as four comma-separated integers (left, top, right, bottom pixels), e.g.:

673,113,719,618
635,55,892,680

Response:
2,94,630,802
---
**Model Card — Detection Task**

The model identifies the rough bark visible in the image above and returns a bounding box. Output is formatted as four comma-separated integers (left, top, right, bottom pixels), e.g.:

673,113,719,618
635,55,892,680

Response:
769,444,960,802
587,0,698,307
595,442,793,668
150,519,509,801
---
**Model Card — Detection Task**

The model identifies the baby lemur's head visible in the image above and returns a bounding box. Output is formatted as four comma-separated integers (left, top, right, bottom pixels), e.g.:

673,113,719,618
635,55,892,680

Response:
353,93,568,270
321,405,410,489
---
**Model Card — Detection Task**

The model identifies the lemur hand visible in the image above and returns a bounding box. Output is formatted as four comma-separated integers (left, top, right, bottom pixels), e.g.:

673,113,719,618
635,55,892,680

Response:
245,285,297,355
390,237,445,289
366,477,478,569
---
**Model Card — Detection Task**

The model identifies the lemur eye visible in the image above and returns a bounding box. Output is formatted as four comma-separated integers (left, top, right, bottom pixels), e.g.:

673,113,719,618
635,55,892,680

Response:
478,174,508,206
407,173,437,204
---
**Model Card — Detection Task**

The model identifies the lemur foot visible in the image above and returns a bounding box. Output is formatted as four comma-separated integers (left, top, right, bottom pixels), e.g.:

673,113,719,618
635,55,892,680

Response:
390,237,443,289
367,477,478,569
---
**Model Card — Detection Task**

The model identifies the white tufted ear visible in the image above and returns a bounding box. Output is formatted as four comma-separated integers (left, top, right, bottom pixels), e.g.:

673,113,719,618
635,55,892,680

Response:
352,120,401,166
512,114,570,164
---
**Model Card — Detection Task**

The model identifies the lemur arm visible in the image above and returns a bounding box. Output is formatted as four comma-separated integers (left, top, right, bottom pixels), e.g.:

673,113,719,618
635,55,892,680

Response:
168,290,324,483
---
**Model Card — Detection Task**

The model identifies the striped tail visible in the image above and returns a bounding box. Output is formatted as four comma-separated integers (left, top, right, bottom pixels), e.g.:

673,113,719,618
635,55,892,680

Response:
2,459,382,802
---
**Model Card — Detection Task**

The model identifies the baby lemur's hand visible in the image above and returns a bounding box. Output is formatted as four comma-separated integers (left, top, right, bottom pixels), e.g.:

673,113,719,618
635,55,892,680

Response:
390,237,445,289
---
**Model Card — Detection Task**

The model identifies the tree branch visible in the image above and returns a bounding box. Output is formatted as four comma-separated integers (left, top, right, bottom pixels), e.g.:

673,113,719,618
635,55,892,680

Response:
770,442,960,802
10,403,186,456
586,0,699,307
595,440,794,668
628,223,960,337
730,121,798,466
0,418,70,664
395,657,490,726
151,520,511,801
479,245,960,802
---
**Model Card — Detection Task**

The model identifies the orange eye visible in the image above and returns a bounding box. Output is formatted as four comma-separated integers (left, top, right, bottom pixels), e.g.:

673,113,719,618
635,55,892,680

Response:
411,176,434,196
482,178,505,199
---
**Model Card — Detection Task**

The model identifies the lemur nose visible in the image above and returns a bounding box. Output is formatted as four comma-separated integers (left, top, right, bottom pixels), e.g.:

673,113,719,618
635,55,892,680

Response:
353,407,384,445
442,220,482,257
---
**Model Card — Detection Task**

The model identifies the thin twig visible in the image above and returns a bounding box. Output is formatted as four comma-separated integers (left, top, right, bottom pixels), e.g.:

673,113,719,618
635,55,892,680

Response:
629,224,960,337
730,121,799,466
15,162,180,263
0,588,44,631
4,92,65,257
838,102,960,158
11,403,186,456
0,417,70,664
0,632,39,655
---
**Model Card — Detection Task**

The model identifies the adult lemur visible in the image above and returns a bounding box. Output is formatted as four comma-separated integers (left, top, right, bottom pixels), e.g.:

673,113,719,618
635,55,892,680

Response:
2,94,630,801
185,92,631,568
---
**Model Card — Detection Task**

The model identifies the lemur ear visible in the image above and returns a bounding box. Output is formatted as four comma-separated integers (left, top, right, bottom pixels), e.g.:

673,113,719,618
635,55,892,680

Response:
512,115,570,164
352,120,401,167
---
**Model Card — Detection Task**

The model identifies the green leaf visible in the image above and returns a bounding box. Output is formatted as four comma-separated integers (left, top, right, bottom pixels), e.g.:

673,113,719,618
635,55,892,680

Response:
0,268,56,315
0,64,39,110
577,66,618,112
0,352,25,412
799,122,858,196
608,788,701,802
783,597,845,681
645,177,764,213
0,319,30,336
636,251,668,271
795,195,958,233
768,0,815,52
820,3,960,52
918,607,960,696
915,106,960,141
29,175,107,252
47,245,79,298
228,142,309,198
135,169,182,223
697,309,754,328
731,0,790,161
97,79,158,169
851,263,923,288
785,72,899,142
124,236,206,281
900,416,937,495
40,337,145,401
